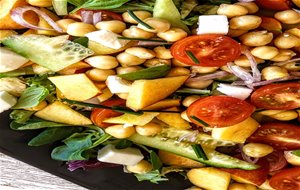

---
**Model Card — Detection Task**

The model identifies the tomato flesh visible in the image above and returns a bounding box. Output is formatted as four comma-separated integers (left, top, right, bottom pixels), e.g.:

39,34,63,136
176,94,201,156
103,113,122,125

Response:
90,99,126,128
248,122,300,150
256,0,292,11
269,167,300,190
187,96,255,127
171,35,241,67
251,82,300,110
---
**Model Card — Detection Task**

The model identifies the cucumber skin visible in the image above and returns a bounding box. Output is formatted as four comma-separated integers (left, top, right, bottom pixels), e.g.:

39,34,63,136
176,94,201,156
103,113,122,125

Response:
128,134,259,170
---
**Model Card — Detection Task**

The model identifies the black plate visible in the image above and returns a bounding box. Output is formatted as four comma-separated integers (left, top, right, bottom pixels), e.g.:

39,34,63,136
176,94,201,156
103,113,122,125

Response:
0,111,192,190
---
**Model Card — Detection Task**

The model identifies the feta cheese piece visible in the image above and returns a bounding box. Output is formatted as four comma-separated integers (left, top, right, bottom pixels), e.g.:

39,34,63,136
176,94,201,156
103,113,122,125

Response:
0,91,17,113
0,47,29,73
197,15,229,35
217,83,253,100
106,75,132,94
97,144,144,166
85,30,129,50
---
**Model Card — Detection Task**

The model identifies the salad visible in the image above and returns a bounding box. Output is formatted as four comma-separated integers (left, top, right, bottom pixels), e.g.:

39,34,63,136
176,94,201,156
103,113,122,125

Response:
0,0,300,189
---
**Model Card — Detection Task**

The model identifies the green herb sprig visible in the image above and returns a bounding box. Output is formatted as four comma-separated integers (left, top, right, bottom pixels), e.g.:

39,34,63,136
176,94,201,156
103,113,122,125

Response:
127,10,154,29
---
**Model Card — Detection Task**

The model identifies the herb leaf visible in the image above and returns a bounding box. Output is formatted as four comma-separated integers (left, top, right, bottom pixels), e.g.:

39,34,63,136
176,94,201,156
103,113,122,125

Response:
0,67,34,78
118,65,171,80
9,110,35,124
13,86,49,109
192,144,208,160
10,120,70,130
135,170,168,184
73,37,89,48
150,151,163,170
181,0,198,19
77,0,130,11
292,150,300,157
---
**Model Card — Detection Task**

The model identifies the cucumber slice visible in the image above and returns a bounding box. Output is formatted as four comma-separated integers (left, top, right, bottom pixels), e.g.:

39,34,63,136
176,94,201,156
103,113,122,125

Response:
2,35,94,72
52,0,68,15
129,134,259,170
160,128,236,147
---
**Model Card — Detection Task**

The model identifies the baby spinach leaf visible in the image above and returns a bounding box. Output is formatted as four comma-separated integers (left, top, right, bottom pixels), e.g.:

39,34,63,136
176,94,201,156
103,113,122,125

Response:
115,139,133,149
110,1,154,12
73,37,89,48
9,110,35,124
67,0,86,6
76,0,130,11
135,170,168,184
10,120,70,130
0,67,34,78
28,127,83,146
13,86,49,109
181,0,198,19
150,151,162,170
118,65,171,80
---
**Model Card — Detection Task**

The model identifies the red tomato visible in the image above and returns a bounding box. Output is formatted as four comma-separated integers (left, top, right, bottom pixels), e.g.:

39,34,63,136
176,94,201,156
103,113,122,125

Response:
220,159,269,186
265,150,288,173
269,167,300,190
251,82,300,110
248,122,300,150
90,99,126,128
256,0,292,11
187,96,255,127
170,35,241,67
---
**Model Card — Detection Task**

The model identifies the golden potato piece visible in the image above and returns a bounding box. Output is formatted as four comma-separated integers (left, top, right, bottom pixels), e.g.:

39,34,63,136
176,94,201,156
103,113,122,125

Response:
158,150,204,168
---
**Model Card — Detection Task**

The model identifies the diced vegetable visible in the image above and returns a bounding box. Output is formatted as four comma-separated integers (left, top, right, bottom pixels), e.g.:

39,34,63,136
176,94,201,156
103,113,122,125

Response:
103,112,159,126
0,91,17,113
0,47,28,73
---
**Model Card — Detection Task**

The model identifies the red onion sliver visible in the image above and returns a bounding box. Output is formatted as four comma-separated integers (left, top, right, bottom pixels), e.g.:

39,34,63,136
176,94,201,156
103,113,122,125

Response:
177,131,199,143
227,62,254,86
186,71,230,82
290,72,300,76
232,76,300,86
293,8,300,14
137,40,173,46
81,10,94,24
11,6,63,32
242,48,261,82
239,144,259,164
93,12,103,25
274,58,300,66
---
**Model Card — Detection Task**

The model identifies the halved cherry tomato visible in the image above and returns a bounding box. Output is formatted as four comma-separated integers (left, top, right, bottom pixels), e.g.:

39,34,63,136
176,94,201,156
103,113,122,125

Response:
269,167,300,190
251,82,300,110
220,158,269,186
265,150,288,173
69,9,123,21
187,96,255,127
90,99,125,128
256,0,292,11
248,122,300,150
170,35,241,67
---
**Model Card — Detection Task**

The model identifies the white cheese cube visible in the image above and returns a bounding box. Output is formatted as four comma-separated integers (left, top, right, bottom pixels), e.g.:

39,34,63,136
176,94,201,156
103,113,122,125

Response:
106,75,132,94
217,83,253,100
85,30,129,50
197,15,229,35
0,47,29,73
97,144,144,166
0,91,17,113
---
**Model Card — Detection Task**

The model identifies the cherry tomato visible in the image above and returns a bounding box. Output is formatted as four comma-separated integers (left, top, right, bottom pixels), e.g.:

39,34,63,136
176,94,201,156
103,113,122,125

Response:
251,82,300,110
220,158,269,186
187,96,255,127
265,150,288,173
248,122,300,150
269,167,300,190
256,0,292,11
90,99,126,128
170,35,241,67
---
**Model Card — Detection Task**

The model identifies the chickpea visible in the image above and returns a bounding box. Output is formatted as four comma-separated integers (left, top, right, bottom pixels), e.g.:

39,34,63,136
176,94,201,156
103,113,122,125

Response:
97,88,113,102
234,55,264,67
122,26,154,39
269,110,298,121
27,0,52,7
153,46,173,59
227,29,248,37
116,93,128,100
261,66,289,80
157,27,188,42
286,28,300,38
166,67,190,77
116,66,143,75
95,20,126,33
242,143,273,158
191,66,219,74
230,15,262,30
126,160,153,174
182,95,201,107
235,2,259,14
125,47,156,59
271,49,296,62
283,62,300,71
274,33,300,49
284,150,300,166
217,4,248,18
144,58,171,67
184,79,213,89
25,101,47,111
85,55,119,69
240,31,273,46
86,69,115,82
181,111,191,122
56,19,76,33
251,46,279,60
136,122,162,136
229,183,257,190
220,65,232,73
67,22,96,37
122,11,152,24
117,52,146,67
275,10,300,24
105,125,136,139
137,17,171,33
172,58,190,67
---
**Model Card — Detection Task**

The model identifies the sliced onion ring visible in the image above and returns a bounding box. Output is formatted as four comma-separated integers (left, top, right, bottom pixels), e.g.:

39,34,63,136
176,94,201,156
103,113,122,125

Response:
242,47,261,82
186,71,230,82
273,58,300,66
11,6,63,32
81,10,94,24
232,76,300,86
137,40,173,46
93,12,103,25
227,62,254,87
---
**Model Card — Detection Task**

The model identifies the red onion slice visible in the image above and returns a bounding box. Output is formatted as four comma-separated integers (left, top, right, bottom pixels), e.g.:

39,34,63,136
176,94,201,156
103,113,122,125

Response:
137,39,173,46
11,6,63,32
242,47,261,82
290,72,300,76
93,12,103,25
232,76,300,86
227,62,254,87
274,58,300,66
186,71,230,82
177,131,199,143
81,10,94,24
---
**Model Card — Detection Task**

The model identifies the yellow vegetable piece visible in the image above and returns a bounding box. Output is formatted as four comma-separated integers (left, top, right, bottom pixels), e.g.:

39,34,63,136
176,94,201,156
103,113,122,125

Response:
103,112,159,126
88,40,136,55
158,150,204,168
143,99,180,110
156,107,191,130
0,30,17,41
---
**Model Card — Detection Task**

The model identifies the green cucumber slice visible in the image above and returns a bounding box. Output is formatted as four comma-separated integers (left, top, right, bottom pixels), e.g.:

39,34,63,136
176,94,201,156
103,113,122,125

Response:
128,134,259,170
2,35,94,72
160,128,236,147
52,0,68,15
